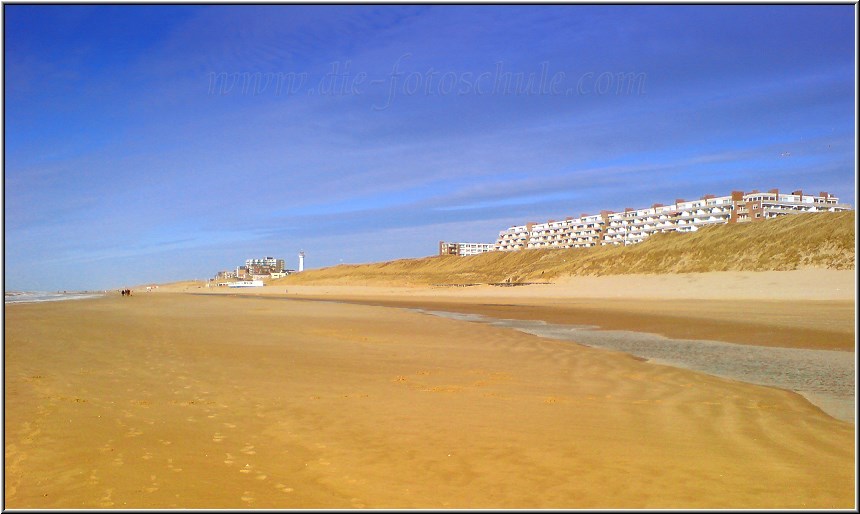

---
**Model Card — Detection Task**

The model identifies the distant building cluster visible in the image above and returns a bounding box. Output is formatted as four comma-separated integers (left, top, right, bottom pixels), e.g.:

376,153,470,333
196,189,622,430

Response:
213,255,301,284
495,188,850,251
245,256,286,277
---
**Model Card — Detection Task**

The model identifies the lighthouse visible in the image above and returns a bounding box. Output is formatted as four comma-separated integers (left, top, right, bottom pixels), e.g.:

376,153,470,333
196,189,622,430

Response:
298,251,305,272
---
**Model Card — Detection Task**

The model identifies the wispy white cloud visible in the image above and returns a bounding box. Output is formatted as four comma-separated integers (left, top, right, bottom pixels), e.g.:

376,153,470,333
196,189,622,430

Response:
4,5,855,291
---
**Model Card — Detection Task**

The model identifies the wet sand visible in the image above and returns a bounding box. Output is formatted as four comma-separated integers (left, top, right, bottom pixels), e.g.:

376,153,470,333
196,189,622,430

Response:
182,270,857,350
4,293,855,508
310,296,855,350
412,309,855,422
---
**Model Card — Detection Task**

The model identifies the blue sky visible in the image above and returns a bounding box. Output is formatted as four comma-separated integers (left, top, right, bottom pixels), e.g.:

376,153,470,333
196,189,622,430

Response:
4,5,856,291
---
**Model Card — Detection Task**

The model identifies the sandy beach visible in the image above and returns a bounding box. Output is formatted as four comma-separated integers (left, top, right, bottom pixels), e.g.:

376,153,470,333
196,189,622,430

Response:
4,274,856,508
5,3,855,510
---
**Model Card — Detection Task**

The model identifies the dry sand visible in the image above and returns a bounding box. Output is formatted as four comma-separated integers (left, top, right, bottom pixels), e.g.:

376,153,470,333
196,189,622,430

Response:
4,288,855,509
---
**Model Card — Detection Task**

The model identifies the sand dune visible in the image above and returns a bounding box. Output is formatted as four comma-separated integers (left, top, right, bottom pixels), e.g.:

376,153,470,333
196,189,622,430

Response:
4,294,855,508
276,211,854,286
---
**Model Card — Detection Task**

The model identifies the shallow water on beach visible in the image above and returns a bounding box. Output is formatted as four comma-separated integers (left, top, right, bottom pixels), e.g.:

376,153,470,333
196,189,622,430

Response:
4,291,105,304
412,309,856,423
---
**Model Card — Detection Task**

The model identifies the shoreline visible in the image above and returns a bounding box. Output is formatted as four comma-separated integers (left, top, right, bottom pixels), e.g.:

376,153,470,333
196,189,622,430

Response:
4,291,107,304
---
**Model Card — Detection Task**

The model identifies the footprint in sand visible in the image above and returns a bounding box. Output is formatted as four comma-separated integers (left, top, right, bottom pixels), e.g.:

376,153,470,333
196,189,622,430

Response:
223,422,237,429
275,483,294,493
126,427,144,438
255,472,268,481
212,433,225,443
240,444,256,455
343,474,367,486
239,464,253,474
224,452,235,465
99,489,115,507
142,452,153,461
241,491,255,504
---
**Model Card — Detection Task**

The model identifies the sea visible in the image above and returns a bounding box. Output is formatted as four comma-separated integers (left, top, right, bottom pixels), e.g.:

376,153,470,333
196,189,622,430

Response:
411,309,856,423
5,291,106,304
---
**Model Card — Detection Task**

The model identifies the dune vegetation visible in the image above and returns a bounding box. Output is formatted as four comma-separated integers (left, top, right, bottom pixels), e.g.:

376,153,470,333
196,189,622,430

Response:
276,211,855,286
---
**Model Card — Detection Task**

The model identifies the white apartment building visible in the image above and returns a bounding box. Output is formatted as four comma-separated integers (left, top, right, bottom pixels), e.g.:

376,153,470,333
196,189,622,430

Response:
439,241,496,256
459,243,496,256
495,189,850,251
245,256,286,272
